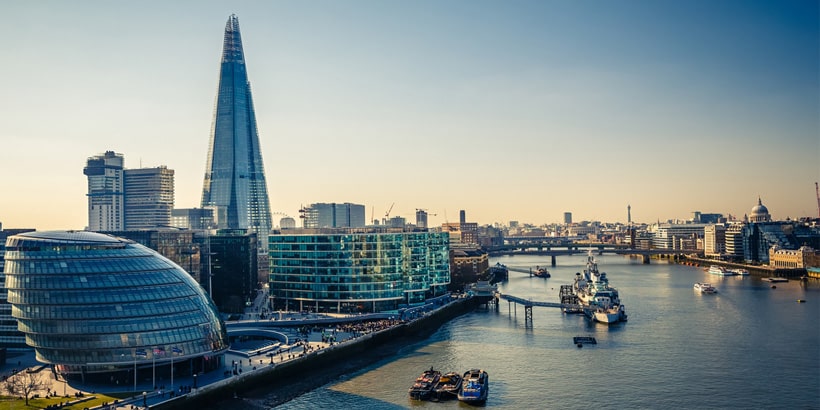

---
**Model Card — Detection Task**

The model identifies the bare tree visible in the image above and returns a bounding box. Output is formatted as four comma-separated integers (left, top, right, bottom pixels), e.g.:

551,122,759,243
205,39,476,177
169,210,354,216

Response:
4,371,48,405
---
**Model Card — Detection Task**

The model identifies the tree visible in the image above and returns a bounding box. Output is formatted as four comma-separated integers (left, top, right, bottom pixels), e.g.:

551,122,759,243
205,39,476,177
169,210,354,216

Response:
4,370,48,406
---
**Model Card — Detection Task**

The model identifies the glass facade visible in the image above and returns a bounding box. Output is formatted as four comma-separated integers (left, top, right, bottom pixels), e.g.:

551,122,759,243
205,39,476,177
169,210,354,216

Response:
3,231,228,375
201,15,272,242
269,231,450,313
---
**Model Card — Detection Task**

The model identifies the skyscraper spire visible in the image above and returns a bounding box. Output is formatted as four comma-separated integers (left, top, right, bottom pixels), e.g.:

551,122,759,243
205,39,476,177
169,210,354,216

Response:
201,15,272,240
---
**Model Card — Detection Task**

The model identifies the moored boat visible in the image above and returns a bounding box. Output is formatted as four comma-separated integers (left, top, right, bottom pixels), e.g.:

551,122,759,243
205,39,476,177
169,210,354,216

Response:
730,268,749,276
573,250,627,323
408,368,441,401
694,282,717,294
431,371,462,400
533,267,550,278
457,368,488,404
708,265,736,276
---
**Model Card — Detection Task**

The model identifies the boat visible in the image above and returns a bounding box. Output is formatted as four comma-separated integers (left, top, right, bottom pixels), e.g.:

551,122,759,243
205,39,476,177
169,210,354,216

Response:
532,266,551,278
572,251,627,323
457,369,488,404
764,277,788,283
694,282,717,294
708,265,737,276
730,268,749,276
408,368,441,400
431,371,462,400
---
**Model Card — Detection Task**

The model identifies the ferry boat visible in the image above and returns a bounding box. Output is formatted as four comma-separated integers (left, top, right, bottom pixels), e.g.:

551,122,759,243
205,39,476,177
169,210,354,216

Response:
533,266,551,278
408,368,441,400
431,371,462,400
708,265,737,276
694,282,717,294
457,369,488,404
573,251,627,323
730,268,749,276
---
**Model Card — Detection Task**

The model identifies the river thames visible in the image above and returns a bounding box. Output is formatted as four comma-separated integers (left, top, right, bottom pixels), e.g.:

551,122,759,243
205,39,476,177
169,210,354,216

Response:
271,254,819,409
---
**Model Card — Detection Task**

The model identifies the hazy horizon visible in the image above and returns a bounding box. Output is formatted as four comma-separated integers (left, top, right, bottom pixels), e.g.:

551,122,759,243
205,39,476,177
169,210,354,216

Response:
1,1,818,231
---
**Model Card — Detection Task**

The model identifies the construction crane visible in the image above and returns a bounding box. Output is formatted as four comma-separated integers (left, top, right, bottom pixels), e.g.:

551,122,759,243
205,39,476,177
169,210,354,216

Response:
385,202,395,219
816,182,820,218
415,208,437,216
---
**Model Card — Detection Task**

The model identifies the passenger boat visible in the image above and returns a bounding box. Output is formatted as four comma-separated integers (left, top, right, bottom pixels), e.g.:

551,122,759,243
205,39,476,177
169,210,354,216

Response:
457,369,488,404
694,282,717,294
730,268,749,276
708,265,736,276
408,368,441,400
431,371,462,400
573,251,627,323
533,266,551,278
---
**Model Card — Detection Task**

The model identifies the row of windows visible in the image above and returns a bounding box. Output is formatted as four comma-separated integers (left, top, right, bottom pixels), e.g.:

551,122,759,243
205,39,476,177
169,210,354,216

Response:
4,246,145,260
3,257,172,275
11,297,203,320
272,289,404,301
35,341,226,366
5,271,184,290
26,325,223,351
17,311,206,336
8,285,195,306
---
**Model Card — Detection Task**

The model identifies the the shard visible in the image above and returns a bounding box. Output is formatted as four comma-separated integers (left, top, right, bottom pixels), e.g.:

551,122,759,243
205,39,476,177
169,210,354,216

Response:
201,15,272,239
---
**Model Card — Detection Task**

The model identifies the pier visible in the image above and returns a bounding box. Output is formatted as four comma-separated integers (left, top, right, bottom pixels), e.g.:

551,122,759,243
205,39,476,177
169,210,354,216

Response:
495,292,582,324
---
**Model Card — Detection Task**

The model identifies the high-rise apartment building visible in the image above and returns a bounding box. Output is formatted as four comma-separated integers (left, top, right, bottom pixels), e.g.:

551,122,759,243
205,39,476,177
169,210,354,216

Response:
201,15,272,243
124,166,174,229
84,151,124,231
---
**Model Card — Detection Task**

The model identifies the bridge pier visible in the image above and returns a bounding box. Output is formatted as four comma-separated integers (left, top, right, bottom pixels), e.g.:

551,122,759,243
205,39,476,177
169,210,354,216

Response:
551,255,556,267
642,254,650,264
524,305,532,324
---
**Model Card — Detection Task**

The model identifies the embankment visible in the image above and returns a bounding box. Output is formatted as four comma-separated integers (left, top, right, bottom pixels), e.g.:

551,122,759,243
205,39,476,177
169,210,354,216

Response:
156,296,483,409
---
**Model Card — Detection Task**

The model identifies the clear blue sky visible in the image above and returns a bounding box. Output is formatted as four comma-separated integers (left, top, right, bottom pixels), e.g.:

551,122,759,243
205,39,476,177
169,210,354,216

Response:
1,0,817,230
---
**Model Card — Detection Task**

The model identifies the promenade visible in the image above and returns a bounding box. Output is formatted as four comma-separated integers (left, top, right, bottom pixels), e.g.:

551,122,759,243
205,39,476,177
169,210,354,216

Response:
0,289,462,410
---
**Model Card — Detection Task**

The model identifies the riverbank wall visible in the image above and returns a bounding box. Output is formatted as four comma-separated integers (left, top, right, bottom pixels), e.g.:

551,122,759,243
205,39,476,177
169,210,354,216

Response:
154,296,483,409
681,256,806,278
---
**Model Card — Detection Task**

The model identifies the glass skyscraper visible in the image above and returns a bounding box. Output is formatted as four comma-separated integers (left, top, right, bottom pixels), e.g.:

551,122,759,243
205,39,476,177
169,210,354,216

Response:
201,15,272,241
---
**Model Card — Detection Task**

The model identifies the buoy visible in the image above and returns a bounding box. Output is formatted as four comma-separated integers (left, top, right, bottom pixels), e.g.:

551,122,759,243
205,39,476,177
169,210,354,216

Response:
771,285,776,289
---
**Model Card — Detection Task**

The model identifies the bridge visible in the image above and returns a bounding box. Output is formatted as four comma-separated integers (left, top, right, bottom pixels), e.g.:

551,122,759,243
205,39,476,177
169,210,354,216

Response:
486,243,694,265
496,293,583,323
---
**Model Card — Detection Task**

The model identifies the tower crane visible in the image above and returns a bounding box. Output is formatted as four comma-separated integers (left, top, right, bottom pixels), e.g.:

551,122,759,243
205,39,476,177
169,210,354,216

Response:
385,202,395,220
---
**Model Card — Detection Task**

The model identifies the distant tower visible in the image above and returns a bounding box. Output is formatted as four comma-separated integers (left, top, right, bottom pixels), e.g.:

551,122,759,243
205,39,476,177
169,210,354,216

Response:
627,205,631,224
201,15,272,242
416,209,428,229
564,212,572,225
124,166,174,229
84,151,124,231
459,210,466,224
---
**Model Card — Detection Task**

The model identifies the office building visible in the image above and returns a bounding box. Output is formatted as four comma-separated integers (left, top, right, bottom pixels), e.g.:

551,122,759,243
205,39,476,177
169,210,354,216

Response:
195,229,258,313
704,224,726,257
416,210,428,229
124,166,174,229
269,228,450,312
84,151,124,231
3,231,228,380
171,208,216,230
564,212,572,225
201,15,272,243
301,203,366,228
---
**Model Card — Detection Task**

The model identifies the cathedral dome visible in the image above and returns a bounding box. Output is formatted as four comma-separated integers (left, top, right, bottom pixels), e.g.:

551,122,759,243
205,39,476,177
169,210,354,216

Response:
749,198,771,222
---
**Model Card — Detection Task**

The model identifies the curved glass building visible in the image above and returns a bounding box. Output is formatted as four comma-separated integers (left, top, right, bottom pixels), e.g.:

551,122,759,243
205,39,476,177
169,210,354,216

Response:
3,231,228,379
269,230,450,312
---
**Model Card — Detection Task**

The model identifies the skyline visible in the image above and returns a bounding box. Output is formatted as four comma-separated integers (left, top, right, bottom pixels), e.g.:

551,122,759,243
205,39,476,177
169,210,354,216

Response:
1,1,818,231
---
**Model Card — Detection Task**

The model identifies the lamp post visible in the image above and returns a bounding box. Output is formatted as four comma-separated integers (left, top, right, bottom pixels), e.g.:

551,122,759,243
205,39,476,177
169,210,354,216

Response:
142,391,147,408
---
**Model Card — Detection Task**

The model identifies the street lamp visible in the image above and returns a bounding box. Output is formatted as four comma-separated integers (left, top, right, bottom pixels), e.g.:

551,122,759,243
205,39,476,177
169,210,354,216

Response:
142,391,147,408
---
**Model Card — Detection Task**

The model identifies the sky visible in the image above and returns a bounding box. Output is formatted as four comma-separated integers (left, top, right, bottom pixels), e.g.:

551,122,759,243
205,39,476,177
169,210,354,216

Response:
1,0,818,231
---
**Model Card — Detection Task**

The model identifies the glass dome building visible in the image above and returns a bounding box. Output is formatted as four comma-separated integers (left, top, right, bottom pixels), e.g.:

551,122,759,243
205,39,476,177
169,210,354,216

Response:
2,231,228,380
